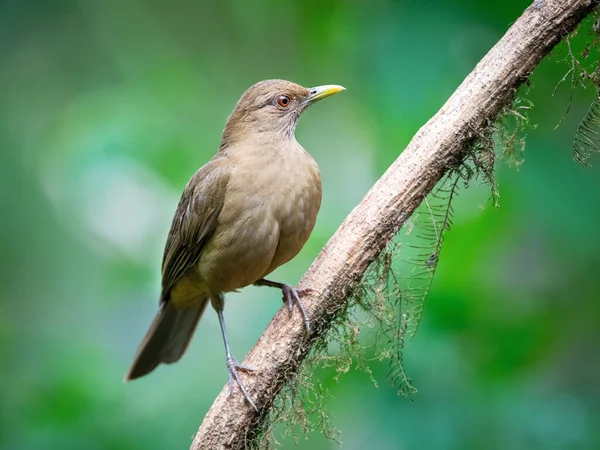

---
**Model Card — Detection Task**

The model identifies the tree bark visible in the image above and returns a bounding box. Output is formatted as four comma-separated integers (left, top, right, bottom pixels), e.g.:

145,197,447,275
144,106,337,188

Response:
191,1,598,448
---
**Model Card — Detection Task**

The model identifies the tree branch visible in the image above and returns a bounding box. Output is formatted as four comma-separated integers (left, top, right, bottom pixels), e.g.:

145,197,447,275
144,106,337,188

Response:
191,1,598,448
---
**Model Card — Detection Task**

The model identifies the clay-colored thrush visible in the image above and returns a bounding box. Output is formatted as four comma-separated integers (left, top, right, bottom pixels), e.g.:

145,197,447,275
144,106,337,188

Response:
125,79,344,408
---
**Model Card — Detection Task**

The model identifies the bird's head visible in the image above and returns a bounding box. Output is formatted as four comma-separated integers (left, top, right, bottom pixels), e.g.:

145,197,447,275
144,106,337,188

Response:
221,79,344,147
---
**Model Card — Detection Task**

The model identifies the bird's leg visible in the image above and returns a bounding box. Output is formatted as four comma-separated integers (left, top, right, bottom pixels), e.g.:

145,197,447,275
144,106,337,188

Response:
253,278,315,332
216,308,257,411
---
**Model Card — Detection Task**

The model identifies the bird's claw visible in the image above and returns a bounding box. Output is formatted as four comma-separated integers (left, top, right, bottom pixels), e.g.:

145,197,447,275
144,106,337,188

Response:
226,356,257,411
281,284,315,333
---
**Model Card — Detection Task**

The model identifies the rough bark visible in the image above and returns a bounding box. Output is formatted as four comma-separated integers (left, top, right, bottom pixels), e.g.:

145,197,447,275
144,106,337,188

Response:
191,1,598,448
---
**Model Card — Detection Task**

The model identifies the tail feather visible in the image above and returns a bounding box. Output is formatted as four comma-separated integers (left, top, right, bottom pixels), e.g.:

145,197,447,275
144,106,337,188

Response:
125,299,208,381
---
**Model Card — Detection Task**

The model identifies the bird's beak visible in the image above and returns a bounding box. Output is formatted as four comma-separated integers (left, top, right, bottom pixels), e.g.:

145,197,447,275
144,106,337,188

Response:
305,85,345,105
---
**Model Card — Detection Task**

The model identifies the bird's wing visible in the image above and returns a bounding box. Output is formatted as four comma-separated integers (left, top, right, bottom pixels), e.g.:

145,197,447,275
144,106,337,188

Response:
160,157,229,302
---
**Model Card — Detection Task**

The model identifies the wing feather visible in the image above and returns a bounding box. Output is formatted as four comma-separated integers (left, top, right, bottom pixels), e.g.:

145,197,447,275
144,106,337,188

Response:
160,157,229,302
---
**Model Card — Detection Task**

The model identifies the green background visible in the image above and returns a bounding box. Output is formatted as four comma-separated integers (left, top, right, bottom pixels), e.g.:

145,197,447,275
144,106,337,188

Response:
2,0,599,449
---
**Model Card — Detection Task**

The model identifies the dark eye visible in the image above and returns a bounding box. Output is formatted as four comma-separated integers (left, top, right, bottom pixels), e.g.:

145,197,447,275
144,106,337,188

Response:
277,95,290,107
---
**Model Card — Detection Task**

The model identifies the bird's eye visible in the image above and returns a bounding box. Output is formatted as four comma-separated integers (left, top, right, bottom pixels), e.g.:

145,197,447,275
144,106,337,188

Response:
277,95,290,107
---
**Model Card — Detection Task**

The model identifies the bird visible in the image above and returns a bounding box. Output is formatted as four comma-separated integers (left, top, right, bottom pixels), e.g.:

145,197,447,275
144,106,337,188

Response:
125,79,344,409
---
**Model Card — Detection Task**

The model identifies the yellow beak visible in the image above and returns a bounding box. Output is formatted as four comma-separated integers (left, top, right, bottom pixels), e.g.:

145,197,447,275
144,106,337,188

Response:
306,84,346,104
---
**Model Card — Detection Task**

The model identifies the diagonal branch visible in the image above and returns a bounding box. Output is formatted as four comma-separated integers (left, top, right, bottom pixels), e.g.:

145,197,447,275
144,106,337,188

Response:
192,1,598,448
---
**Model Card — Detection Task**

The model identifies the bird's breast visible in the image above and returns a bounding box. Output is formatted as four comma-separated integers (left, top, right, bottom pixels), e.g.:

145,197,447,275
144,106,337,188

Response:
258,145,322,275
196,143,322,291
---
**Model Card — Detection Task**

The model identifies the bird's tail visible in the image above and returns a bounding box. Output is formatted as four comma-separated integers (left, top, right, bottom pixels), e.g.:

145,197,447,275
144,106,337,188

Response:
125,298,209,381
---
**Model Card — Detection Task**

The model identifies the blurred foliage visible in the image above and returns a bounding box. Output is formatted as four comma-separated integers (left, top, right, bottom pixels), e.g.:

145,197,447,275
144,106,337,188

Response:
1,0,600,449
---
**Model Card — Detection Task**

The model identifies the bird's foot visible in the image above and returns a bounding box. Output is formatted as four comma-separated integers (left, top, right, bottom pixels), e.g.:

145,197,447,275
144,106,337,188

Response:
226,356,257,411
253,278,316,333
281,284,315,333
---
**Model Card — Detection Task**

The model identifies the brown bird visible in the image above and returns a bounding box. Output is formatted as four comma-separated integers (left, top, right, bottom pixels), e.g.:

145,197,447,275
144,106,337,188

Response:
125,79,344,408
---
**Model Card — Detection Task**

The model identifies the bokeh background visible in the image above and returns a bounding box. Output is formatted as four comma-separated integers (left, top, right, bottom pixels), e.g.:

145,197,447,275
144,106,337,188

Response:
2,0,599,449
